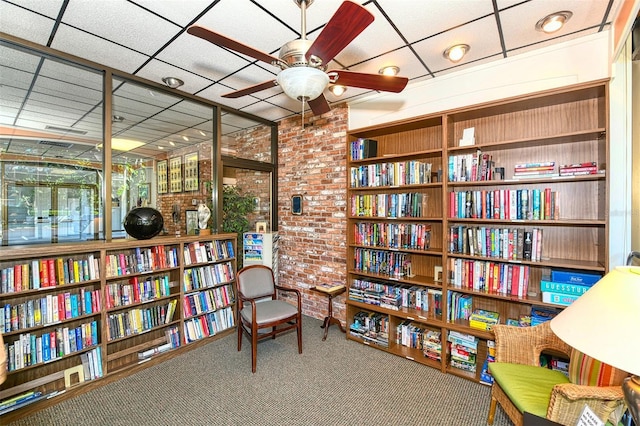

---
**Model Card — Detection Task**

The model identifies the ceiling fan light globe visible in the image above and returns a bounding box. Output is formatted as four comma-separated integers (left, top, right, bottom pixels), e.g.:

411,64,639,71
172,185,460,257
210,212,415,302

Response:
277,67,329,101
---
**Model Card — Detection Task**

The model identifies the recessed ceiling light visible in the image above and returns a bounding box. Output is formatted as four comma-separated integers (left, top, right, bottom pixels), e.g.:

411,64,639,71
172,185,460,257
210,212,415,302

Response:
162,77,184,89
443,44,470,63
169,141,176,146
182,136,189,142
535,11,572,34
378,66,400,76
198,130,206,136
329,85,347,96
112,115,125,122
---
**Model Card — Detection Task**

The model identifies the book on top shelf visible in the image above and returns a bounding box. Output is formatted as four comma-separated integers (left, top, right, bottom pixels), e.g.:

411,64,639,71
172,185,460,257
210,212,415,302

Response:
315,282,345,293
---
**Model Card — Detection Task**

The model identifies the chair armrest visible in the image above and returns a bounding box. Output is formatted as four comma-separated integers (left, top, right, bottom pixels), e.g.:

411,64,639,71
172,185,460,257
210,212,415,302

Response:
275,285,302,310
493,322,571,366
547,383,626,425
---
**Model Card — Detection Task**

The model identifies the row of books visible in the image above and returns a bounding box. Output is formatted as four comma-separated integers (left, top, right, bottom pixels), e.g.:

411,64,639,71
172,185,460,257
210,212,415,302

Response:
448,292,473,322
349,310,389,347
540,269,601,307
5,320,99,372
79,346,104,381
182,261,235,291
105,275,172,309
105,245,179,278
183,239,235,266
449,225,544,262
106,300,177,341
448,259,530,298
350,137,378,160
1,287,101,333
1,255,100,294
350,160,433,188
448,188,559,221
353,222,431,251
183,284,235,318
350,192,428,218
353,248,413,278
448,150,495,182
448,331,479,373
396,320,429,350
183,306,234,343
349,278,443,317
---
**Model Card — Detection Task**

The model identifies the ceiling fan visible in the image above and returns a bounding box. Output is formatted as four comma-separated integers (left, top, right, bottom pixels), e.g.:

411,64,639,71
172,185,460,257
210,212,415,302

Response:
187,0,409,116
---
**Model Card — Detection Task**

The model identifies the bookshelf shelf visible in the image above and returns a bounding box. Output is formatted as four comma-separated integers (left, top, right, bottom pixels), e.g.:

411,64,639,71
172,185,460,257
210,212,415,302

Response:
0,233,237,422
346,80,609,385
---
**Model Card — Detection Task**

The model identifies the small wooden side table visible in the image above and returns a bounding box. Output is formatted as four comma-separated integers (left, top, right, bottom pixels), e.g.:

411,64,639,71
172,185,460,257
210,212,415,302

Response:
310,285,347,341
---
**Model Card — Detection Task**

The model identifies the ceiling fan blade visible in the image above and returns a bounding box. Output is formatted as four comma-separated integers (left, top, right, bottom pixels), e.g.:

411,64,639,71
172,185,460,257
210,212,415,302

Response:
305,1,374,66
221,80,278,98
308,94,331,115
187,25,280,66
329,69,408,93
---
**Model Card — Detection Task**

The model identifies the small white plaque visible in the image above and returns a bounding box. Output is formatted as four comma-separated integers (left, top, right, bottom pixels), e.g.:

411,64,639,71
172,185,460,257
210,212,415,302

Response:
576,405,604,426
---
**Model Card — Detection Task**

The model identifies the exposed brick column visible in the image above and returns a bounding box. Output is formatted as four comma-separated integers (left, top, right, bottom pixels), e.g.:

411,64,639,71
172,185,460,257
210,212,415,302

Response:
276,104,348,324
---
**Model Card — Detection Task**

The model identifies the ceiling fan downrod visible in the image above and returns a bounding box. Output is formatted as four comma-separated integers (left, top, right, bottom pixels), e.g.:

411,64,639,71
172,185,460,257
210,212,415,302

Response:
295,0,313,40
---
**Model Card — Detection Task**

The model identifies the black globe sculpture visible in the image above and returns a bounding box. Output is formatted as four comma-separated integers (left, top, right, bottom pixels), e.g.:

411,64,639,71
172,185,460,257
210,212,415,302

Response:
123,207,164,240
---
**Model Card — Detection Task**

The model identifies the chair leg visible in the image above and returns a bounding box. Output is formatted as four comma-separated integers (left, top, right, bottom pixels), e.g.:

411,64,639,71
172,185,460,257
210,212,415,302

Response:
237,323,242,351
251,327,258,373
296,317,302,354
488,396,497,425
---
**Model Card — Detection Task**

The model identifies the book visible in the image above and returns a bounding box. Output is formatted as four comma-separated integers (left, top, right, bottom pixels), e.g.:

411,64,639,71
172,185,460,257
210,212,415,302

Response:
542,291,580,306
539,280,592,296
314,282,345,293
550,269,602,285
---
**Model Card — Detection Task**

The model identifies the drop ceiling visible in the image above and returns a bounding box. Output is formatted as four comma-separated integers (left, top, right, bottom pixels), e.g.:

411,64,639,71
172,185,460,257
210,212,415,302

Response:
0,0,627,163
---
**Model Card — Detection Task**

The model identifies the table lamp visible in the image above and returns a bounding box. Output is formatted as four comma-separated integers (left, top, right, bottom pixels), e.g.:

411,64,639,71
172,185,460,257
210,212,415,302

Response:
550,266,640,425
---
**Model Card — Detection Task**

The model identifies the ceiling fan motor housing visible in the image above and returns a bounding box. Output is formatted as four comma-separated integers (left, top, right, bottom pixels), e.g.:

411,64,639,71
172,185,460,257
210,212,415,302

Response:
278,39,322,69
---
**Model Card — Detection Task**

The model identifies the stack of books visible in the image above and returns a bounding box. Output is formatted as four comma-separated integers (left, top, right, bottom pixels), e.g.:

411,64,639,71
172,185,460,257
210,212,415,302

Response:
513,162,556,179
469,309,500,331
423,330,442,361
559,161,599,177
448,331,478,373
540,269,602,306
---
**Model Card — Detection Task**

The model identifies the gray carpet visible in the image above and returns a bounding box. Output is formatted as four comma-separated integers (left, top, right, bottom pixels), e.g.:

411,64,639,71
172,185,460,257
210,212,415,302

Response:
9,316,512,426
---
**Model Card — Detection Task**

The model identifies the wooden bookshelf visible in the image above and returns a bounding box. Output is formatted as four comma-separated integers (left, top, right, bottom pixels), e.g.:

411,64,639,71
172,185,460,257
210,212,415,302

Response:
345,80,609,384
0,233,237,421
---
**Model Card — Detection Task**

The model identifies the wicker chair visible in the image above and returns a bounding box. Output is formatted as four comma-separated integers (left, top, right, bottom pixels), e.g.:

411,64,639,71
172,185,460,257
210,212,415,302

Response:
487,321,628,426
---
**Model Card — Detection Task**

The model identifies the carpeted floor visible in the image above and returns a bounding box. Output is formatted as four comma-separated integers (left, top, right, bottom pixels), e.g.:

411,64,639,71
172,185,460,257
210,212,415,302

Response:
8,316,512,426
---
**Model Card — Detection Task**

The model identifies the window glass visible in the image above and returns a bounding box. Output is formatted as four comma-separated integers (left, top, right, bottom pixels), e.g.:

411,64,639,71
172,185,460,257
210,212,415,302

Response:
0,41,104,245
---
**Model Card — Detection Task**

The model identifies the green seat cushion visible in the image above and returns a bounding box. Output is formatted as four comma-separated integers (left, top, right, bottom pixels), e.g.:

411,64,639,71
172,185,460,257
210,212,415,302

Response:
489,362,570,418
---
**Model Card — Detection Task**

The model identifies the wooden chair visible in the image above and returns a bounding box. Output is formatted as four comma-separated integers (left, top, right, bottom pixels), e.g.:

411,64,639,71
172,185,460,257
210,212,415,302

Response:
487,321,628,426
236,265,302,373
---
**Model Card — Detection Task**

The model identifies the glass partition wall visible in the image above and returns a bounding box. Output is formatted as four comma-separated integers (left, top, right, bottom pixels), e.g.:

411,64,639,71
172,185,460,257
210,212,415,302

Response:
0,37,277,247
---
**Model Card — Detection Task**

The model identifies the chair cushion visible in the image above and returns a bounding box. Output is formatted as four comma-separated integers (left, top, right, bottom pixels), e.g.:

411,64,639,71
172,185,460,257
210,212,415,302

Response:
568,349,627,387
240,300,298,324
489,363,570,418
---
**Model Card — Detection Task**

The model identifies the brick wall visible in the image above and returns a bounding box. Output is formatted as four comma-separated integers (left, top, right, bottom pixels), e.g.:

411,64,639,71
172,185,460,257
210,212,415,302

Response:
156,143,212,235
276,104,348,324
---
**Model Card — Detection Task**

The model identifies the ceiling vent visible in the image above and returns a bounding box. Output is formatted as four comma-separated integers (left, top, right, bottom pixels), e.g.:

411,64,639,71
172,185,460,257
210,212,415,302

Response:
44,125,87,135
39,140,73,148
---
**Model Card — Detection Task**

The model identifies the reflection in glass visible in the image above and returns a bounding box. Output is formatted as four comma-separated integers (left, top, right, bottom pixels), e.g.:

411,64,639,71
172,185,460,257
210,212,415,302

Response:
0,41,104,245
